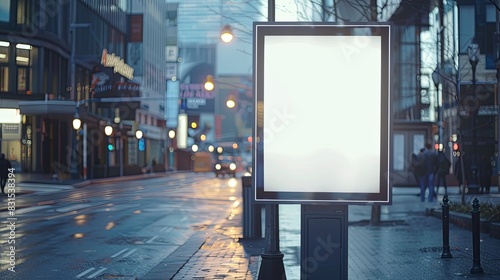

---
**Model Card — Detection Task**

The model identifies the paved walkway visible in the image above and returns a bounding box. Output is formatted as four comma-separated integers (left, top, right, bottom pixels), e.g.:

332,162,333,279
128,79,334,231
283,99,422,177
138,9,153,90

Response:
14,173,500,279
143,185,500,280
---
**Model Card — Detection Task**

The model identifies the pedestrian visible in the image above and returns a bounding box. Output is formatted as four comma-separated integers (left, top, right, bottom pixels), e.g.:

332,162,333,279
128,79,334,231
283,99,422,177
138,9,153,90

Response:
410,150,424,187
435,150,451,195
0,153,12,194
418,143,439,202
478,154,492,194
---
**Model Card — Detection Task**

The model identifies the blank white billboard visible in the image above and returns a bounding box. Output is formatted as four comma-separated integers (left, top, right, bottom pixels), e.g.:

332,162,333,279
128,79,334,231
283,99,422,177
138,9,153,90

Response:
253,23,391,204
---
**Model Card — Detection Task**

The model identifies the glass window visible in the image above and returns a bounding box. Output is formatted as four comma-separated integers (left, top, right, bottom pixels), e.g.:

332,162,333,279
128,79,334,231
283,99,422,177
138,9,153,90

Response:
413,134,425,155
17,67,27,92
16,0,26,24
16,46,30,66
0,1,10,22
0,66,8,91
393,134,405,171
0,44,8,63
459,5,474,53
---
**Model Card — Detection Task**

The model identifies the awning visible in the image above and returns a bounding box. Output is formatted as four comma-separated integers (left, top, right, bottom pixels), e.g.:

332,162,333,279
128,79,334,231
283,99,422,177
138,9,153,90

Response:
18,100,76,116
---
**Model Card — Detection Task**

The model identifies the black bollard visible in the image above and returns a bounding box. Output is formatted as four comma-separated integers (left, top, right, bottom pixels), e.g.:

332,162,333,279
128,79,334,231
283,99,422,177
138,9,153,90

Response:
441,194,452,258
470,198,484,274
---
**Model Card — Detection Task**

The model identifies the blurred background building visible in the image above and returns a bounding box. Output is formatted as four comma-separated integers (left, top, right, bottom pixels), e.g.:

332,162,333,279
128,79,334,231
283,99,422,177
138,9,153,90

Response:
0,0,499,187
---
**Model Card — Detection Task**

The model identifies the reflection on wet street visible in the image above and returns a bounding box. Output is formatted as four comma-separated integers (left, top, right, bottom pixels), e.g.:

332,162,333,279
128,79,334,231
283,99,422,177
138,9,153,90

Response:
0,172,241,279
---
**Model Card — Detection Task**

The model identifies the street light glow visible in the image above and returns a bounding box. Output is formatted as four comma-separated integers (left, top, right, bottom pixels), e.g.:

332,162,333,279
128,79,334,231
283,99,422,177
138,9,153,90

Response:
204,75,215,91
226,99,236,108
72,118,81,130
104,125,113,136
220,25,234,43
135,130,143,139
168,130,176,139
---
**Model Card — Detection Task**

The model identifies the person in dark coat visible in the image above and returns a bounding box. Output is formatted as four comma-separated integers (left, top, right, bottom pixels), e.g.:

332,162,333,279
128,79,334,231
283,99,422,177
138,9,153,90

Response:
478,154,492,194
435,151,451,195
409,151,422,186
418,143,439,202
0,153,12,194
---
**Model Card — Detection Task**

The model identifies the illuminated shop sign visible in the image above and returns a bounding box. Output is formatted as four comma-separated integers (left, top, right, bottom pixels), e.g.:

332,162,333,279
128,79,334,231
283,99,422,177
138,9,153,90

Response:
101,49,134,79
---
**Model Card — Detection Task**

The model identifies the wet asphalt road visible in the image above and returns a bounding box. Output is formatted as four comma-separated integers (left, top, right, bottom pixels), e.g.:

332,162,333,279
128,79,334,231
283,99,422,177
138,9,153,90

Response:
0,172,240,279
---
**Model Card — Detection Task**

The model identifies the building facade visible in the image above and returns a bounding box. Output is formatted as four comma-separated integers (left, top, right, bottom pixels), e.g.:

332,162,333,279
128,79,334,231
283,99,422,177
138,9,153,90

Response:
2,0,159,178
126,0,168,169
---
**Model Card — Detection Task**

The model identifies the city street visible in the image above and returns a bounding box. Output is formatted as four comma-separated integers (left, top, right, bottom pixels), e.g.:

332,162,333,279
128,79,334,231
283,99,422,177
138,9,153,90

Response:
0,172,240,279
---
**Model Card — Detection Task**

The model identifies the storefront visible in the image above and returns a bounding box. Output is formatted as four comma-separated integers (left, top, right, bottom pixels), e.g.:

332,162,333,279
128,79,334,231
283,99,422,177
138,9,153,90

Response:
0,109,21,171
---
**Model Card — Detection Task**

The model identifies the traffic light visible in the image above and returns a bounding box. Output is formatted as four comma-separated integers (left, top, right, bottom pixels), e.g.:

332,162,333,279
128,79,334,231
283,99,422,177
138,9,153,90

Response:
452,142,460,157
107,143,114,151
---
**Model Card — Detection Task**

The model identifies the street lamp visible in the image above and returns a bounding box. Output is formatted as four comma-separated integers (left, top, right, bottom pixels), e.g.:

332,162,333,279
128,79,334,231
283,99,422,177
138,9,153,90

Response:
104,124,113,136
135,129,143,168
104,122,113,177
432,67,443,151
168,129,175,171
135,129,143,140
468,42,480,193
72,113,82,130
71,112,82,179
226,95,236,109
220,25,234,43
72,103,90,179
204,75,215,91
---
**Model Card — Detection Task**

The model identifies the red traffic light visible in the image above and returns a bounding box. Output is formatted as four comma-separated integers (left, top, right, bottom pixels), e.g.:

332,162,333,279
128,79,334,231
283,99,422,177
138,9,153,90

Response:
452,142,459,151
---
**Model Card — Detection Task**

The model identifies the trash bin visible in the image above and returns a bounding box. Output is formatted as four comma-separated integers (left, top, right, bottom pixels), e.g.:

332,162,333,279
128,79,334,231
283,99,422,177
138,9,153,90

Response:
241,175,262,238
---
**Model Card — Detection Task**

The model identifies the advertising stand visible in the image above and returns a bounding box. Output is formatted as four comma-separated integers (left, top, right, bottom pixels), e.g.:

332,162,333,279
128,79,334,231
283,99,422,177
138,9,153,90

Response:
253,22,392,279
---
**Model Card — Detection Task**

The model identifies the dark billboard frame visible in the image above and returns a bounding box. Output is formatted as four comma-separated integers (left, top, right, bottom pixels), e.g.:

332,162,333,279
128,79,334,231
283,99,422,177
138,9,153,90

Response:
253,22,391,204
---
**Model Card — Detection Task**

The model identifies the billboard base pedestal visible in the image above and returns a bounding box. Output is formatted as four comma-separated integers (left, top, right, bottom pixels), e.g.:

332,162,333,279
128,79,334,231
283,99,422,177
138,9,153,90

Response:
301,204,348,280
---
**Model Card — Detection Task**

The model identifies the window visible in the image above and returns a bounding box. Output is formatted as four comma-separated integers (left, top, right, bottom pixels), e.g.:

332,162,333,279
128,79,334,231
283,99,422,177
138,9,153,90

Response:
16,45,30,66
17,67,27,92
0,42,9,63
16,0,29,25
0,1,9,22
0,66,8,92
393,134,405,171
458,5,474,53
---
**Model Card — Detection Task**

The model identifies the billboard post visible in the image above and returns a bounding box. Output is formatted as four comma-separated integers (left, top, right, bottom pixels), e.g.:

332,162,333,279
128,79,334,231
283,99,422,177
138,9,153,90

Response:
256,2,287,279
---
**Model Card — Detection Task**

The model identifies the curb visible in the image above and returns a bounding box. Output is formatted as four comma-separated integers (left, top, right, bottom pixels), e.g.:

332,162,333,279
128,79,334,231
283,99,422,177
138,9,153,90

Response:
429,208,498,238
72,172,170,188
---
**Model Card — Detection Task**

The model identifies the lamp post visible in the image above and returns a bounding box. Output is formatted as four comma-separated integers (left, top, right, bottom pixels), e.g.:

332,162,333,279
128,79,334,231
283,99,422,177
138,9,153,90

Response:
468,42,480,192
432,67,443,151
72,112,88,179
136,129,143,169
168,129,176,171
104,122,113,178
